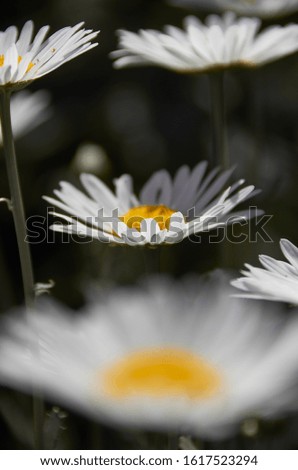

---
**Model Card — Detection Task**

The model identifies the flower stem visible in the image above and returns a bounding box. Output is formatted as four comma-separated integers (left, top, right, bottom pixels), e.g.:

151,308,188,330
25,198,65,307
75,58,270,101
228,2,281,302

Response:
0,90,44,449
167,433,178,450
209,72,229,169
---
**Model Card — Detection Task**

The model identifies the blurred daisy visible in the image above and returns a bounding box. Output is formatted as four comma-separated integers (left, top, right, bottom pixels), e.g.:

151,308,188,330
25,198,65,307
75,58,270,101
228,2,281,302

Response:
0,89,51,143
111,13,298,73
1,274,298,438
0,20,99,89
232,238,298,305
221,0,298,18
169,0,298,19
43,162,260,246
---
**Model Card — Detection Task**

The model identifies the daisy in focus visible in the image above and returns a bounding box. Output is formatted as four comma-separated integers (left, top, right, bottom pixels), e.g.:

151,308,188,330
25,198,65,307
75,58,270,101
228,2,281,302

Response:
0,89,51,142
0,20,99,89
111,13,298,73
1,274,298,438
232,238,298,305
43,161,261,246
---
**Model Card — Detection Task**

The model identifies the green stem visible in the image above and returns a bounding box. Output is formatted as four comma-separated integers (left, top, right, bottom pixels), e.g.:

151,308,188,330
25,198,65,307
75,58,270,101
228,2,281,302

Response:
209,72,229,169
0,91,35,307
0,90,44,449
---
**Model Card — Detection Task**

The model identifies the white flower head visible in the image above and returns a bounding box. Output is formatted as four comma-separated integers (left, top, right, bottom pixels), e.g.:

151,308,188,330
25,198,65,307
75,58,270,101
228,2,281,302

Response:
169,0,298,19
43,162,261,246
232,238,298,305
111,13,298,73
220,0,298,18
0,21,99,90
1,273,298,439
0,89,52,143
168,0,220,12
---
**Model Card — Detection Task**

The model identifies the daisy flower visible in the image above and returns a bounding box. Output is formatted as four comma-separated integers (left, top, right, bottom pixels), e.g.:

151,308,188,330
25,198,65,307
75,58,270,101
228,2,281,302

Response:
231,238,298,305
0,89,51,142
0,20,99,89
1,274,298,439
111,13,298,73
43,161,261,246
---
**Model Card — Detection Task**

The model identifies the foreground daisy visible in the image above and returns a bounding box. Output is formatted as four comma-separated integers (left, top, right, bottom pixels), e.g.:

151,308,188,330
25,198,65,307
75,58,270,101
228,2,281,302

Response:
1,274,298,439
0,89,51,142
43,162,260,246
0,20,99,89
111,13,298,73
232,238,298,305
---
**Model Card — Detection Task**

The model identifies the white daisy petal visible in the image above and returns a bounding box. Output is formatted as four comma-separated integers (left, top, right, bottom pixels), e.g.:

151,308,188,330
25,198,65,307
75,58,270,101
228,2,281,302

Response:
114,174,139,212
186,204,227,236
12,51,34,82
50,222,112,244
220,185,256,215
214,208,263,225
168,0,298,20
280,238,298,271
0,89,51,143
16,21,34,55
259,255,298,277
4,44,19,77
232,238,298,305
140,170,173,206
171,165,191,203
172,161,208,212
194,168,234,213
29,26,51,54
0,26,18,52
80,173,119,214
0,65,12,84
166,212,187,243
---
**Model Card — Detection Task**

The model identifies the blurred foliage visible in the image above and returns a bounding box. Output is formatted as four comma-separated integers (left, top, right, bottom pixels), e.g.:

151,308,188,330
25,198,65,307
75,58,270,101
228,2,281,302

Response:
0,0,298,449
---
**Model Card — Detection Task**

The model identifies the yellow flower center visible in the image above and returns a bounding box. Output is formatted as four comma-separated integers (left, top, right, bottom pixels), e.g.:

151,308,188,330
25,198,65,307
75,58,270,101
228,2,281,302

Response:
0,55,34,72
120,205,176,231
102,348,222,400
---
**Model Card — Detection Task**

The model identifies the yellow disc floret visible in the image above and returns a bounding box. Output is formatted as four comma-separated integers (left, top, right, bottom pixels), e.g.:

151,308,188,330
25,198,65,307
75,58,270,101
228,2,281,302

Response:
120,205,176,231
102,348,222,400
